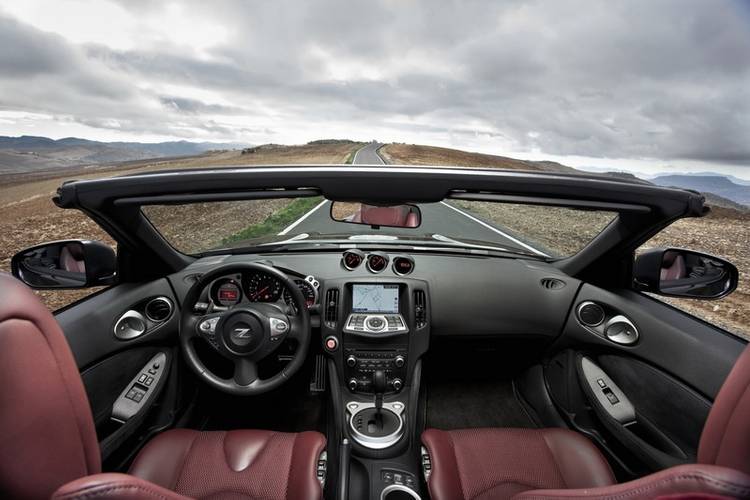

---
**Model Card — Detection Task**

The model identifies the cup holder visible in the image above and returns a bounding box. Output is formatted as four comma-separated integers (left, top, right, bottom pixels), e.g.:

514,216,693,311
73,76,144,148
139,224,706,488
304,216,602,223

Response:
381,484,421,500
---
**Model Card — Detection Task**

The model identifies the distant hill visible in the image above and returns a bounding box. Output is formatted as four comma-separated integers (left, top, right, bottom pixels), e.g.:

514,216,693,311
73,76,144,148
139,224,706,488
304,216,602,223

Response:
650,174,750,206
0,135,250,175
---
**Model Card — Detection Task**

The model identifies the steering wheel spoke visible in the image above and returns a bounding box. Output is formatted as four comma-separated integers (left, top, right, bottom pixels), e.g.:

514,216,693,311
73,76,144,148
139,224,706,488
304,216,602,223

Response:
233,358,258,386
286,315,306,341
179,262,311,396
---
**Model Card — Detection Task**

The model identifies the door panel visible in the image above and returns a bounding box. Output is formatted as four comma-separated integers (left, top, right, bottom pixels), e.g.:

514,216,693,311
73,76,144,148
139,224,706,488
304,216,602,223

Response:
54,279,187,466
559,284,744,398
545,283,747,475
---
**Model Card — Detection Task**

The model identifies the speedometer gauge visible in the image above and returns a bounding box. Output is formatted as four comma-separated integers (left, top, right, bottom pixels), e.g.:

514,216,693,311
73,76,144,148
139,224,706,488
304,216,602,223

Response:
283,278,318,310
245,272,282,302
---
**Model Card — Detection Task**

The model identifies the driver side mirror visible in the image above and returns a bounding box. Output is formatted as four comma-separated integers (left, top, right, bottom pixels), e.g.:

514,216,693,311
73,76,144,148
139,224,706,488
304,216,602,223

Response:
634,247,738,299
11,240,117,289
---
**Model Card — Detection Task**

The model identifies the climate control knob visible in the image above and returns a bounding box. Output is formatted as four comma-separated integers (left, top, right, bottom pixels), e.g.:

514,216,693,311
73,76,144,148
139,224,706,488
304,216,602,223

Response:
348,378,359,392
346,355,357,367
394,355,405,368
392,378,403,391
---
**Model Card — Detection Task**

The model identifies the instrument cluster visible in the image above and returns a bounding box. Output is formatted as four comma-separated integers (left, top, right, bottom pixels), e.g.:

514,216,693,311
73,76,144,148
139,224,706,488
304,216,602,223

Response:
209,271,319,310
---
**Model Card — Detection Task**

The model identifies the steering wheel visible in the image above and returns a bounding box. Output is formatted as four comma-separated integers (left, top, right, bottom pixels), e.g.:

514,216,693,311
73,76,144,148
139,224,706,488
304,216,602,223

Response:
179,262,311,395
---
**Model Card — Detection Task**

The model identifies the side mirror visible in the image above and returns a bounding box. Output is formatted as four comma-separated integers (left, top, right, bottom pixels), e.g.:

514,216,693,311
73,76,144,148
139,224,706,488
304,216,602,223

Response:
634,247,738,299
330,202,422,229
11,240,116,289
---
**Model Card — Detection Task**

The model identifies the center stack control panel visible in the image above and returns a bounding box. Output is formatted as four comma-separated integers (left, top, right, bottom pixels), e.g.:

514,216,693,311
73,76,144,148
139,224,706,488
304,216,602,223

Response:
344,348,408,393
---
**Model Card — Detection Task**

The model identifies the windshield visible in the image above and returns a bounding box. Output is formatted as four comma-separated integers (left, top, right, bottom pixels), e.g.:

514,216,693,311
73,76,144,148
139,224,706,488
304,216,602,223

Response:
142,197,617,258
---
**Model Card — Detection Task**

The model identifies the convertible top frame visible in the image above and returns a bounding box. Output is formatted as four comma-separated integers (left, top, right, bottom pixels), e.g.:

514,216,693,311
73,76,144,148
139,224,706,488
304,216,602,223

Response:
53,165,706,286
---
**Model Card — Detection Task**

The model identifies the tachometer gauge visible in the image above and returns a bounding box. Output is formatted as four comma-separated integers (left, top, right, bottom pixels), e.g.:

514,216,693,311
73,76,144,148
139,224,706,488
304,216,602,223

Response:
245,272,283,302
283,278,318,310
212,279,242,306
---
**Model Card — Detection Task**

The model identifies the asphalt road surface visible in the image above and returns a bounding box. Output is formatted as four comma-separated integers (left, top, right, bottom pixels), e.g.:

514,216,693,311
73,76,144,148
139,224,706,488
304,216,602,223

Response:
277,144,546,256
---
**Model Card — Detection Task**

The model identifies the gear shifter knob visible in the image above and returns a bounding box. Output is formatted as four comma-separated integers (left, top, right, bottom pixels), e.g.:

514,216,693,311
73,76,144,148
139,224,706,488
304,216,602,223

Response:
373,369,386,415
373,369,387,394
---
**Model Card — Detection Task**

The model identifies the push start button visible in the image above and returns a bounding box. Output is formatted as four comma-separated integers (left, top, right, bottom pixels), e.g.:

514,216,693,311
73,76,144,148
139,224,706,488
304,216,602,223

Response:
324,336,338,352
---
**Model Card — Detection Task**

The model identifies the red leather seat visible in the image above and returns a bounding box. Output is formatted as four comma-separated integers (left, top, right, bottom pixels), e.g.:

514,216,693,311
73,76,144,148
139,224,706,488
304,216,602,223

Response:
0,273,326,500
423,344,750,500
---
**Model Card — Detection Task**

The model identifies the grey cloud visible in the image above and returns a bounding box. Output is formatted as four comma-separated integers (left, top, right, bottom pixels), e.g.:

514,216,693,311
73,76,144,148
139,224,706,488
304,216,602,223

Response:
1,0,749,165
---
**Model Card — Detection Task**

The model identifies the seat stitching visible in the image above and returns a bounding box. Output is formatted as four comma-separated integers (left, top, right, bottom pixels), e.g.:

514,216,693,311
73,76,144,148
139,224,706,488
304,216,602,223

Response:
520,473,750,500
54,484,173,499
173,431,201,491
470,480,553,500
446,432,467,500
284,432,296,500
541,431,568,489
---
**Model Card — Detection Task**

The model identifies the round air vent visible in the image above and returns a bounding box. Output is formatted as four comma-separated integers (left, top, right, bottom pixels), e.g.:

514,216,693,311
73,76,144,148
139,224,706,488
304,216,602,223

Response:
145,297,173,322
540,277,566,290
577,301,605,327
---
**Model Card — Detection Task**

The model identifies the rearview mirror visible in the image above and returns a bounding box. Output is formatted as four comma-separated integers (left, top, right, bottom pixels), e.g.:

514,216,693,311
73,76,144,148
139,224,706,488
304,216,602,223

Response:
11,240,117,289
330,202,421,228
634,248,738,299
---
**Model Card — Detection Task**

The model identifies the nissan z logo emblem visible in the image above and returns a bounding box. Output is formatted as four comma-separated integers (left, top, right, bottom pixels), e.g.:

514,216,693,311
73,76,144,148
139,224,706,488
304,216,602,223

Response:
232,328,252,338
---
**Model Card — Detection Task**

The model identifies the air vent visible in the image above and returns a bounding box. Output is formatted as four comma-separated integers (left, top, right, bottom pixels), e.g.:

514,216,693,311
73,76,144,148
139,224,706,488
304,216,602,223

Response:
414,290,427,329
540,277,566,290
324,288,340,328
577,301,605,327
145,297,173,322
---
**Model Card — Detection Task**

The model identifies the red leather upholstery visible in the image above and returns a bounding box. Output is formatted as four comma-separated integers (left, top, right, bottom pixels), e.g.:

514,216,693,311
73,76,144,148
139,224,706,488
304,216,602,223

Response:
422,428,615,499
698,344,750,475
512,464,750,499
129,429,326,500
0,273,101,500
52,474,189,500
0,272,327,500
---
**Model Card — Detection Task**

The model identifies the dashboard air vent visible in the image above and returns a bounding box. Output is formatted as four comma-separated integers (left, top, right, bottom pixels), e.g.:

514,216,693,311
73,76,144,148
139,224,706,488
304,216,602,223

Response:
540,277,566,290
414,290,427,329
324,288,340,328
145,297,173,322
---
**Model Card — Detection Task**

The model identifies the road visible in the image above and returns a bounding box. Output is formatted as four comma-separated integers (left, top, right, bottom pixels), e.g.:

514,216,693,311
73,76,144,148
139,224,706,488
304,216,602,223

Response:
278,143,546,256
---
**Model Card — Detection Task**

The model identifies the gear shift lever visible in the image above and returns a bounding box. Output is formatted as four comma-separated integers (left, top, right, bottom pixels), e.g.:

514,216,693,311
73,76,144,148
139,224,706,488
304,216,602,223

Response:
372,369,386,424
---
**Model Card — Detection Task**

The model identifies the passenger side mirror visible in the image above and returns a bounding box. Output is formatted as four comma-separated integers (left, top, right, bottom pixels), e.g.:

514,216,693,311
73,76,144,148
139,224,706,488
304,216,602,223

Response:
330,202,421,228
634,248,738,299
11,240,116,289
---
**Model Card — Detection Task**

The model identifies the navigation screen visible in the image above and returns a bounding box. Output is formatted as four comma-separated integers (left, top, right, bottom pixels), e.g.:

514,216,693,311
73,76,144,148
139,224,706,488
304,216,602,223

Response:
352,284,399,313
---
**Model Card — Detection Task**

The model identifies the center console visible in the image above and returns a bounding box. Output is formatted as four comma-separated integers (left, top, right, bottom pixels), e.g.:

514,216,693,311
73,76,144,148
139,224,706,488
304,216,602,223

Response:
322,276,430,499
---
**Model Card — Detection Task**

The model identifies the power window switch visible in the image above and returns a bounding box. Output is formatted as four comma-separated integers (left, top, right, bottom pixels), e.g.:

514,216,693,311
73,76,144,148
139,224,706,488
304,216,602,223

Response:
132,392,144,403
606,392,620,405
125,389,138,400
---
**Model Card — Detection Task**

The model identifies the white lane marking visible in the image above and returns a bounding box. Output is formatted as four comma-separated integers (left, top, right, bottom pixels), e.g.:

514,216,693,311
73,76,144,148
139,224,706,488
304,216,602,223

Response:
352,143,384,165
352,144,365,164
438,201,549,257
278,200,329,235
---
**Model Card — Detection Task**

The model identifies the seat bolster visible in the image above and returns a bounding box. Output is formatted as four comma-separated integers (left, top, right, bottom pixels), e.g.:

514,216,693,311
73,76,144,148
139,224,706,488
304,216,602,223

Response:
52,473,191,500
541,428,615,488
287,431,328,500
512,464,750,500
422,428,466,500
129,429,199,490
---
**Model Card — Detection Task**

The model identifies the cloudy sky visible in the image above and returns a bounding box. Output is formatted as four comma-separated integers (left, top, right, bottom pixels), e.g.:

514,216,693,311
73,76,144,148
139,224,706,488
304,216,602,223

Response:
1,0,749,177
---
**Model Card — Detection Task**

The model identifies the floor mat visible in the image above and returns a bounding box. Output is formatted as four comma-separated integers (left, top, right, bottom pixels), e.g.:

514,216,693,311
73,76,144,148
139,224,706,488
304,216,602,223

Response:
426,379,537,430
